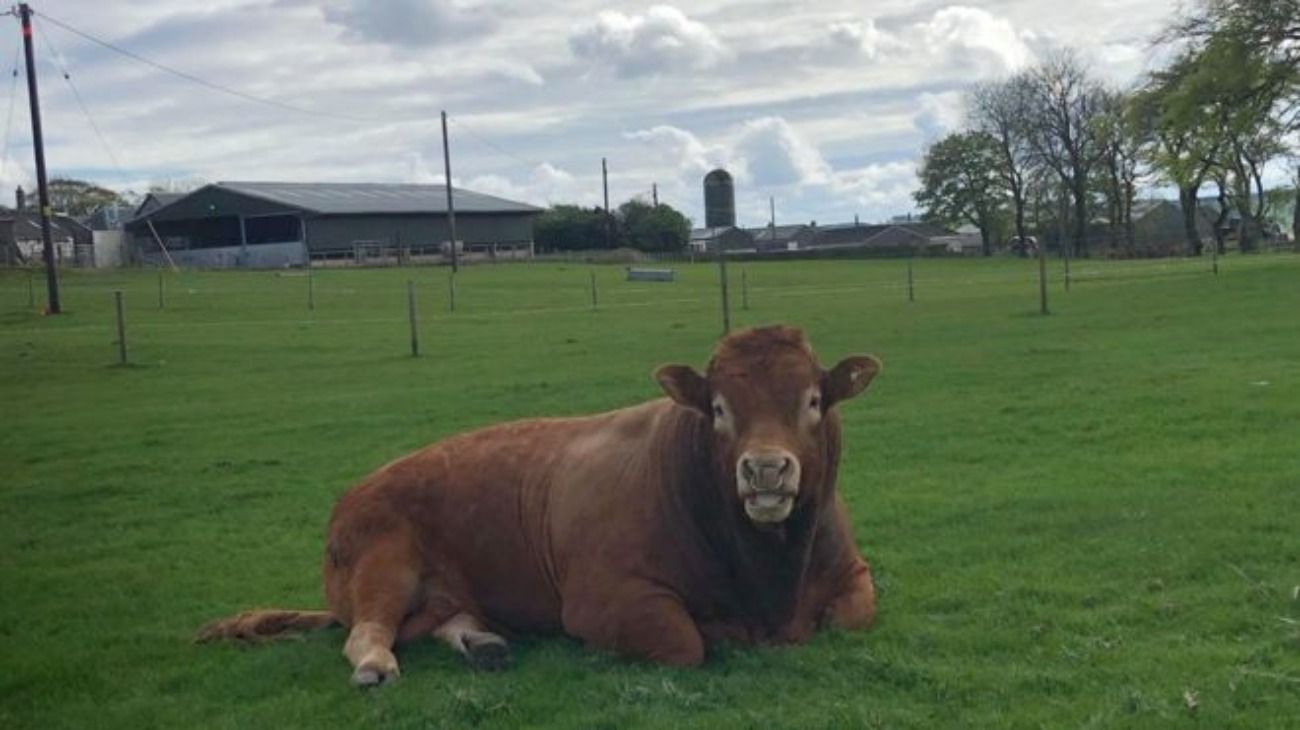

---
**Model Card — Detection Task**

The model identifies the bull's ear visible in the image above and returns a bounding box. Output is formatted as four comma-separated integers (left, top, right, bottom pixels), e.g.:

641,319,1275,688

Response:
823,355,881,407
654,364,711,414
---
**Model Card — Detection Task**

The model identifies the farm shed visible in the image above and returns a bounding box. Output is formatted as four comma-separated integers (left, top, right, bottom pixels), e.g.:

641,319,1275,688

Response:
126,181,541,268
689,226,754,254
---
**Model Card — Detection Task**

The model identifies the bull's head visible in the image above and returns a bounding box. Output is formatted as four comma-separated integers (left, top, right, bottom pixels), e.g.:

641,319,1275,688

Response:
655,325,880,525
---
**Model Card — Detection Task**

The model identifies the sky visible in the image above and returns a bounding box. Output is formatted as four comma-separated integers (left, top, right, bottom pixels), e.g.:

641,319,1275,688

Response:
0,0,1185,227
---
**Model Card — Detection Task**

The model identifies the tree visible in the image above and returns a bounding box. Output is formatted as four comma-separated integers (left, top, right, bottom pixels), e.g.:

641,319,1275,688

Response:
46,177,126,217
1131,54,1218,255
1023,49,1107,257
969,76,1035,256
534,205,607,252
914,131,1008,255
1093,88,1146,253
616,199,691,252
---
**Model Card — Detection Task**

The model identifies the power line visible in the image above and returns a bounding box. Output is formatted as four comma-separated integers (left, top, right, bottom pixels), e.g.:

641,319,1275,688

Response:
33,16,127,181
34,9,380,125
447,115,544,172
1,45,19,173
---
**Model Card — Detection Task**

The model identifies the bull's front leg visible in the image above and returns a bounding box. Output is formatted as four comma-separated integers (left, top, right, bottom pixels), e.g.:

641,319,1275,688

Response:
822,559,876,630
562,581,705,667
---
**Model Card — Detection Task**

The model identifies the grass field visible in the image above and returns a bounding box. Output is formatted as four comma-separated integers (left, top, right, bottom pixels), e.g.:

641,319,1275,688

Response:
2,255,1298,729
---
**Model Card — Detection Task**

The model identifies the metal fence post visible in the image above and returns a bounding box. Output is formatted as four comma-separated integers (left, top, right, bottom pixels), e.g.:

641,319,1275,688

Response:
114,290,127,365
407,280,420,358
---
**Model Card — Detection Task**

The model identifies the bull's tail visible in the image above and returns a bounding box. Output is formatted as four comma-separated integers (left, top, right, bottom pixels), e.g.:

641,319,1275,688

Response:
195,609,338,643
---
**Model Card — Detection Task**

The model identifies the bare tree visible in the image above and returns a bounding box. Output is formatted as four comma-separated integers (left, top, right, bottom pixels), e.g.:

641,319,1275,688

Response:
1023,49,1107,257
1094,89,1146,254
968,76,1035,253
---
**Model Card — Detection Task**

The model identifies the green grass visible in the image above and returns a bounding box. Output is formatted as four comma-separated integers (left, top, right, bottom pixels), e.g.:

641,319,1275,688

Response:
2,255,1298,729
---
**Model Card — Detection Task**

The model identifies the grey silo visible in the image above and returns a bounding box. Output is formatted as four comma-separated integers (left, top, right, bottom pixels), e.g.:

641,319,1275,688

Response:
703,169,736,228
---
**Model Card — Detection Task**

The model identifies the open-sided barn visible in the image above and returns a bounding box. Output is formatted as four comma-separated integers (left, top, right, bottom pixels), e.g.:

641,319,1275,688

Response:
126,181,541,267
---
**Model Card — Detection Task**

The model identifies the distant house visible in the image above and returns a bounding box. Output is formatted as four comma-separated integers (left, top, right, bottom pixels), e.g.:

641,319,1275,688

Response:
805,221,957,252
744,224,814,252
689,226,754,254
125,181,542,268
0,211,93,266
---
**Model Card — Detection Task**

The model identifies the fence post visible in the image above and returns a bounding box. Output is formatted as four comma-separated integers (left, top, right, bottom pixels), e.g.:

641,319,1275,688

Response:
407,280,420,358
307,265,315,310
590,270,598,309
114,290,127,365
448,271,457,313
1211,244,1219,276
907,259,915,302
741,268,749,311
1064,249,1071,292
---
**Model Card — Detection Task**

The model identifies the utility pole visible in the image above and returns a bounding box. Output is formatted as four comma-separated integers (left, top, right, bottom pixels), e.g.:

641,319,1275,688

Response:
440,110,459,273
19,4,59,314
652,183,658,208
769,196,776,242
602,157,610,248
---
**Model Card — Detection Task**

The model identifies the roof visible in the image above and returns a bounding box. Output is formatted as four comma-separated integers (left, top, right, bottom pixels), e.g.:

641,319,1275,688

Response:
744,224,810,242
690,226,752,241
210,181,541,216
0,212,91,244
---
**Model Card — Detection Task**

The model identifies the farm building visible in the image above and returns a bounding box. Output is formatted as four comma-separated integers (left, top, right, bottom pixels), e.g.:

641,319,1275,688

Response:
804,221,958,253
125,181,542,268
689,226,755,253
0,210,93,267
744,224,815,252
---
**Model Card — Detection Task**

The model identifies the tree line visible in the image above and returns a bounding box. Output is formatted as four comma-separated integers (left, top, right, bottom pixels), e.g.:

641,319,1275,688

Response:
533,198,692,253
915,0,1300,257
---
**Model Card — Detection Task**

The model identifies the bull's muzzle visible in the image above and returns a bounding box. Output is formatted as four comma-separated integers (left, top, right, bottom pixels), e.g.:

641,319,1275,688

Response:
736,449,800,524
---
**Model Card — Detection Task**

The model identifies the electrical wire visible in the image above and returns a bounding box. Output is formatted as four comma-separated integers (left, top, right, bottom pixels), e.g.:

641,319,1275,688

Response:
34,8,380,125
448,115,545,173
1,45,19,174
33,17,127,181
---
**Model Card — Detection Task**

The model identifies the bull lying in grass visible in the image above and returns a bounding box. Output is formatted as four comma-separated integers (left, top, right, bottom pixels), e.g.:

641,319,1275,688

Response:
199,325,882,685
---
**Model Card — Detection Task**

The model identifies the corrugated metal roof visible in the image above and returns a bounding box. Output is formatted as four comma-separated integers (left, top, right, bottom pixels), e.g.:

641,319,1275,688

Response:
214,181,541,215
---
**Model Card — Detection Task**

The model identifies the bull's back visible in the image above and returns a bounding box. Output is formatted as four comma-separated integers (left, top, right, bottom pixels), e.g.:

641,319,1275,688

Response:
326,400,675,632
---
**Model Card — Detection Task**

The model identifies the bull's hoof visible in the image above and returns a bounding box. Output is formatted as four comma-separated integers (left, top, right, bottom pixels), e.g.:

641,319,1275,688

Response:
463,634,512,672
351,660,400,687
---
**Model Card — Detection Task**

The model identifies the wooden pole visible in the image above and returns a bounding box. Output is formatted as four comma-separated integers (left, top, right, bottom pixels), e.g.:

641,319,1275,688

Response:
441,110,459,273
448,271,457,313
114,290,127,365
907,259,915,302
307,265,315,310
717,238,731,334
1038,238,1049,315
407,280,419,357
741,268,749,310
589,270,598,309
1212,243,1219,276
1064,248,1071,292
20,4,60,314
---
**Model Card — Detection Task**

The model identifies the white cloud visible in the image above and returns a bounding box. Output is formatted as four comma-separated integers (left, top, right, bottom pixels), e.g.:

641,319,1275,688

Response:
624,125,728,175
827,19,889,59
321,0,494,47
729,117,830,187
568,5,732,77
918,6,1034,77
913,91,966,139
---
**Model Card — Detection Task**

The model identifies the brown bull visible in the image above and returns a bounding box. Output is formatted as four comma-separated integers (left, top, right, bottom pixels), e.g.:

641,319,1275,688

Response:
199,325,882,685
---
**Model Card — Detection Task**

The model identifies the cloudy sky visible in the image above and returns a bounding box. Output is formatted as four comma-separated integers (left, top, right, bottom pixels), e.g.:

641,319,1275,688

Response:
3,0,1182,226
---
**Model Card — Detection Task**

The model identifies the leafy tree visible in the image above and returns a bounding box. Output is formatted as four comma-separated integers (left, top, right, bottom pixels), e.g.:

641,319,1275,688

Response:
46,177,126,217
534,205,608,252
1023,49,1107,257
1093,89,1147,253
616,199,691,252
914,131,1008,255
969,77,1035,255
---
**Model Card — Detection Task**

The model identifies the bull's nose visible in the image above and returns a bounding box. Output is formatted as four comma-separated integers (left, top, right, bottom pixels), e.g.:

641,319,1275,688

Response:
740,453,795,490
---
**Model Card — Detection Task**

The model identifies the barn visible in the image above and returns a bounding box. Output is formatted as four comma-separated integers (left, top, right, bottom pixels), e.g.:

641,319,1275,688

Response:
125,181,541,268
